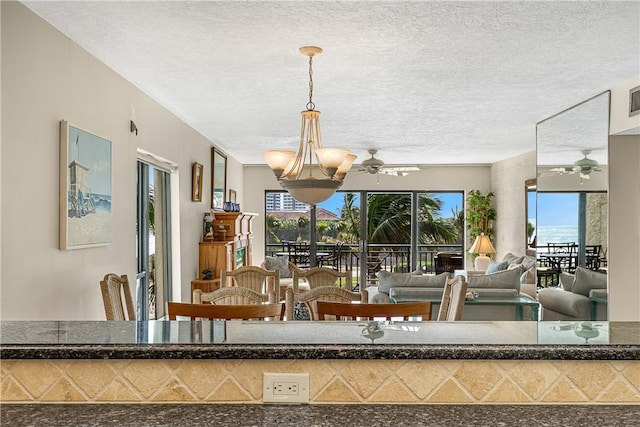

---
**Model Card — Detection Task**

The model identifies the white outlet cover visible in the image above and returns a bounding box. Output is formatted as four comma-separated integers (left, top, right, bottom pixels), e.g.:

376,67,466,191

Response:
263,372,309,404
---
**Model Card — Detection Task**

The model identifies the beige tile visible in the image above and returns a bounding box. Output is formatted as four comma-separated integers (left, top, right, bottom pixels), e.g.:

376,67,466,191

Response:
339,361,390,399
226,360,269,399
175,361,227,398
151,378,197,402
121,361,172,398
510,362,560,399
541,378,588,403
623,362,640,390
567,362,616,399
40,378,86,402
314,378,361,402
290,360,335,397
597,379,640,403
395,361,448,399
10,361,61,398
427,379,474,403
368,378,416,403
484,378,532,403
96,377,143,402
206,378,253,402
1,377,32,401
65,361,116,398
453,362,502,400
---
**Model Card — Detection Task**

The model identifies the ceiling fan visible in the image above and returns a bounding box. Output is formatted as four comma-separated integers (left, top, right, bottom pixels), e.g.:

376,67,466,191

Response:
359,149,420,177
546,150,603,179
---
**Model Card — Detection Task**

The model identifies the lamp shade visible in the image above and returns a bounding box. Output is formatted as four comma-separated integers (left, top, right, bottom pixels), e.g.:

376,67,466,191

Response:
468,233,496,271
469,233,496,255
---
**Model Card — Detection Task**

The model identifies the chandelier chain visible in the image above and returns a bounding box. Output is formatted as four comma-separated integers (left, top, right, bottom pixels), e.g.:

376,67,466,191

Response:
306,55,315,111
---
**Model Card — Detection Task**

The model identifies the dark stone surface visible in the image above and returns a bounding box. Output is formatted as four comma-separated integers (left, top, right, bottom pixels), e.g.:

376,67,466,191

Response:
2,404,639,426
2,320,639,360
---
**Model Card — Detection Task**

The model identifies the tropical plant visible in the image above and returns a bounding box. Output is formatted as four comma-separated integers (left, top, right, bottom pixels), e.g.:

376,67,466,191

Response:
465,190,496,240
265,214,281,244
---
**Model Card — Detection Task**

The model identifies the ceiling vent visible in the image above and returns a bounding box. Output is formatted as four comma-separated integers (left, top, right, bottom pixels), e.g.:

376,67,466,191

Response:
630,85,640,117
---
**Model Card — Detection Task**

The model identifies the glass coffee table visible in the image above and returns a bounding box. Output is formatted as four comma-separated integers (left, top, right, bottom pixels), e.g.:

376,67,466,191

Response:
390,294,540,321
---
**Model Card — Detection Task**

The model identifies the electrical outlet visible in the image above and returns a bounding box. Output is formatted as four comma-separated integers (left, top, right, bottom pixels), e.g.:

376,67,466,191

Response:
263,373,309,404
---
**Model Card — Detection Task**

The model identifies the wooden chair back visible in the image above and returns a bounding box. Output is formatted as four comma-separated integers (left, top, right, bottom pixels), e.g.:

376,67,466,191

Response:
293,267,352,292
316,301,432,321
100,273,136,320
437,275,468,321
285,286,367,321
221,266,280,302
193,287,269,305
167,302,284,321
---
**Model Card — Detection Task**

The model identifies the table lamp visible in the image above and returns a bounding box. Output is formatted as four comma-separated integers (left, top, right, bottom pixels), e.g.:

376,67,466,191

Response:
469,233,496,271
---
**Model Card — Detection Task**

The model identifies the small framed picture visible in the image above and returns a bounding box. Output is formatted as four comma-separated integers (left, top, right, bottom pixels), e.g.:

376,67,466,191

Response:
229,189,237,203
192,162,203,202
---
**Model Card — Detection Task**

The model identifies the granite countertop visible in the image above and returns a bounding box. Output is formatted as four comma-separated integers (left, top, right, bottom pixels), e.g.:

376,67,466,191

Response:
1,320,639,360
2,404,639,427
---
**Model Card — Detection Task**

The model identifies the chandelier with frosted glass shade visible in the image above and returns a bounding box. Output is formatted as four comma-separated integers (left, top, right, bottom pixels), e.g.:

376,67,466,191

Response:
264,46,357,205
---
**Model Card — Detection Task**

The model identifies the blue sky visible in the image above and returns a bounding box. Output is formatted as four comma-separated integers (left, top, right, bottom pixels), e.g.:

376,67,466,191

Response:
319,191,579,227
317,192,462,219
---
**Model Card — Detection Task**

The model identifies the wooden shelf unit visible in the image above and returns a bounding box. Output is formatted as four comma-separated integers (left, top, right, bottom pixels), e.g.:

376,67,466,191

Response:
198,212,257,283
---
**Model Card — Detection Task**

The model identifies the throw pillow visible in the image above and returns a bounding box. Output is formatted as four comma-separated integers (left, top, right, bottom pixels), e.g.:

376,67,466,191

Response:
502,252,524,265
377,271,449,294
293,301,310,320
485,261,508,274
468,266,522,291
559,271,575,292
571,266,607,297
264,255,291,278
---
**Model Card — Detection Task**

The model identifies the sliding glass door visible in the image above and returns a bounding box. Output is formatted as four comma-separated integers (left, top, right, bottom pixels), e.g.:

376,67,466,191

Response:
137,161,172,320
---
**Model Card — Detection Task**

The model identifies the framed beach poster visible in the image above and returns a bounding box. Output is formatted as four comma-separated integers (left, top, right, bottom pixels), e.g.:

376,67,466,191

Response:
59,120,112,250
211,148,227,210
192,162,203,202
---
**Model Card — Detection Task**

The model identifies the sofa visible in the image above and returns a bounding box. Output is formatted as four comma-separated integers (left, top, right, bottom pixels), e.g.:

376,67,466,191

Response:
537,267,607,320
365,264,534,321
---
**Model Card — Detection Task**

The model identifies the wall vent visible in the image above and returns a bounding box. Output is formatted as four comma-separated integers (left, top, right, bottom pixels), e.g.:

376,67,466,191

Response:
630,85,640,117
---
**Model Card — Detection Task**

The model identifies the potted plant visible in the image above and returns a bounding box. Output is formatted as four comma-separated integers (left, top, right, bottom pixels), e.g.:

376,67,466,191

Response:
465,190,496,240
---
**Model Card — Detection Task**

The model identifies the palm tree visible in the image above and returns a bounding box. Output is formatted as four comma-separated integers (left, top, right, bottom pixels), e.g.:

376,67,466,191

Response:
265,214,281,244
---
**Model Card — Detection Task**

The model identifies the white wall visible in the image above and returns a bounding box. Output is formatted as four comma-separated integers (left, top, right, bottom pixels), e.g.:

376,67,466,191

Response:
0,3,240,319
491,151,536,259
243,164,494,269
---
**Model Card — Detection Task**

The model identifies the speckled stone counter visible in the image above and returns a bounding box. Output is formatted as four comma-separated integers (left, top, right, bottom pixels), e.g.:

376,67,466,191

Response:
2,320,639,360
2,321,639,405
2,404,640,426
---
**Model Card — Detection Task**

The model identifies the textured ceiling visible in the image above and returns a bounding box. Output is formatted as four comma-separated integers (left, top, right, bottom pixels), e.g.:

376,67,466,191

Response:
22,1,640,167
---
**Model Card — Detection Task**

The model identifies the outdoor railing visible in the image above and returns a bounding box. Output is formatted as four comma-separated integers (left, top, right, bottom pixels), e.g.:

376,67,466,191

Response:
266,242,464,288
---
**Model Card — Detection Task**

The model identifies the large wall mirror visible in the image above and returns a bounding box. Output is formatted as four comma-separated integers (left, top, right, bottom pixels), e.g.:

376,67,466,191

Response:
536,91,610,303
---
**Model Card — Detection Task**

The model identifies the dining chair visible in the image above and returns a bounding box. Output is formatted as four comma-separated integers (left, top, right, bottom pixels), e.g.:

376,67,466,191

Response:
285,286,367,321
167,301,284,321
221,265,280,303
437,275,468,321
316,301,432,321
193,286,269,305
100,273,136,320
293,267,352,292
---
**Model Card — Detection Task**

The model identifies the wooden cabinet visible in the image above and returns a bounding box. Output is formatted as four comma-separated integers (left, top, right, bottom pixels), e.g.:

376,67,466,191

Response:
198,212,257,282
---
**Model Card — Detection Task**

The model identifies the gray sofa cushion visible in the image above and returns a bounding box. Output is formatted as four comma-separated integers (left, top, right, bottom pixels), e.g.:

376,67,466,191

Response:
538,287,590,319
377,271,450,294
502,252,524,265
571,267,607,297
468,266,522,292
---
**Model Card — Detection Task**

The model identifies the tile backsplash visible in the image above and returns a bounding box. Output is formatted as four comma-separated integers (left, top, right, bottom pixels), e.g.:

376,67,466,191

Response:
1,359,639,404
